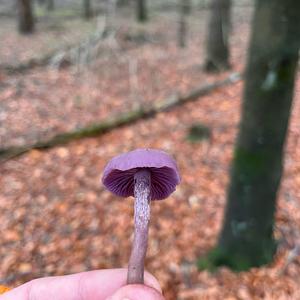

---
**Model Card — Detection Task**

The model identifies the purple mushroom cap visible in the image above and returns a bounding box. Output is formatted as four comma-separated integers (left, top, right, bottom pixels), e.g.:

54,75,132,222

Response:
102,149,180,200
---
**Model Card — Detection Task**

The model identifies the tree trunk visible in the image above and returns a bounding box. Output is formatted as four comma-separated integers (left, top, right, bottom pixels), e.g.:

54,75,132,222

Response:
178,0,191,48
17,0,34,34
118,0,131,6
83,0,92,19
204,0,231,72
216,0,300,270
47,0,54,11
136,0,147,22
105,0,117,31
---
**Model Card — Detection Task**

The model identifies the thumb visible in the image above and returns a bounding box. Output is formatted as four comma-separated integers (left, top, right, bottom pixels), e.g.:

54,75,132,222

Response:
107,284,165,300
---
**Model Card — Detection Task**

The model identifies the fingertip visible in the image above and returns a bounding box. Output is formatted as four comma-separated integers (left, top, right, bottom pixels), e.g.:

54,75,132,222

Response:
107,284,165,300
144,271,162,294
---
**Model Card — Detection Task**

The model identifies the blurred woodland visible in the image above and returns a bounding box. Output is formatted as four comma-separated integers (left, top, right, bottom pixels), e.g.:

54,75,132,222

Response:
0,0,300,299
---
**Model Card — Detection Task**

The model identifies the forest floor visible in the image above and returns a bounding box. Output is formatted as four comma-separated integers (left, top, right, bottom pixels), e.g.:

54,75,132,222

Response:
1,5,300,300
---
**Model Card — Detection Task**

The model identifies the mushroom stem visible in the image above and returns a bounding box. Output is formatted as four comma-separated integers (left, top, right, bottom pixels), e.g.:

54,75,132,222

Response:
127,169,151,284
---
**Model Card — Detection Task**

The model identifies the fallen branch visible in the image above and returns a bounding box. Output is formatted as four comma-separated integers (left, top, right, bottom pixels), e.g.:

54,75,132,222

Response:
0,54,54,74
0,16,111,75
0,73,241,162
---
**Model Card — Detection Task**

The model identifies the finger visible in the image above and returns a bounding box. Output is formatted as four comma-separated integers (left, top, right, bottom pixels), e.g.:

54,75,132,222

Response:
106,284,165,300
0,269,162,300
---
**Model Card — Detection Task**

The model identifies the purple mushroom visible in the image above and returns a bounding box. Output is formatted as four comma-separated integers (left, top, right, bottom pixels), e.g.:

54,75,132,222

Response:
102,148,180,284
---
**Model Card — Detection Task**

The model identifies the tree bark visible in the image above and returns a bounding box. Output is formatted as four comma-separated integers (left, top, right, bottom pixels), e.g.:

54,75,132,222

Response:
216,0,300,269
136,0,147,22
178,0,191,48
17,0,34,34
204,0,231,72
83,0,92,19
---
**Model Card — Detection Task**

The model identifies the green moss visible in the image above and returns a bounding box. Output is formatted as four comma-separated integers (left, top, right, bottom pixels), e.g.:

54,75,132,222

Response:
197,248,253,272
234,147,271,180
197,243,276,272
187,123,211,143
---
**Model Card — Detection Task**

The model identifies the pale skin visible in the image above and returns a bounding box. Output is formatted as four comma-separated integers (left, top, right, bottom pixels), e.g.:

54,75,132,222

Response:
0,269,164,300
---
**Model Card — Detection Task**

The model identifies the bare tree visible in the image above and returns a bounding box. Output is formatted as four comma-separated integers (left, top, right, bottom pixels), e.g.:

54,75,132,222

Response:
178,0,191,48
204,0,231,72
47,0,54,11
83,0,92,19
211,0,300,270
136,0,147,22
17,0,34,34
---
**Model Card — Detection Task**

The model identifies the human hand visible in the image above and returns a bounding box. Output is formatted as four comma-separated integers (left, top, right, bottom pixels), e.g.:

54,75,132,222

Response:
0,268,165,300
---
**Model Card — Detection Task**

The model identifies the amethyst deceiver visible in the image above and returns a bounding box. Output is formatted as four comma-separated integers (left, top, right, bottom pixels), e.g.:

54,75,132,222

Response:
102,149,180,284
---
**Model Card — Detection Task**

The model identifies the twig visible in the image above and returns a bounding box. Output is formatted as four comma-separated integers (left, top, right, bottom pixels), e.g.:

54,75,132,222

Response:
279,243,300,275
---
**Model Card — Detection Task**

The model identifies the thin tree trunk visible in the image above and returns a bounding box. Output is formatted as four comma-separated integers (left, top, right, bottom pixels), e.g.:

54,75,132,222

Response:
47,0,54,11
204,0,231,72
83,0,92,19
105,0,117,31
216,0,300,270
178,0,191,48
136,0,147,22
17,0,34,34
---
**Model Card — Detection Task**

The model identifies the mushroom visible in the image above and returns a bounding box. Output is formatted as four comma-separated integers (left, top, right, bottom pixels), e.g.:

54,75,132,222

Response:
102,148,180,284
